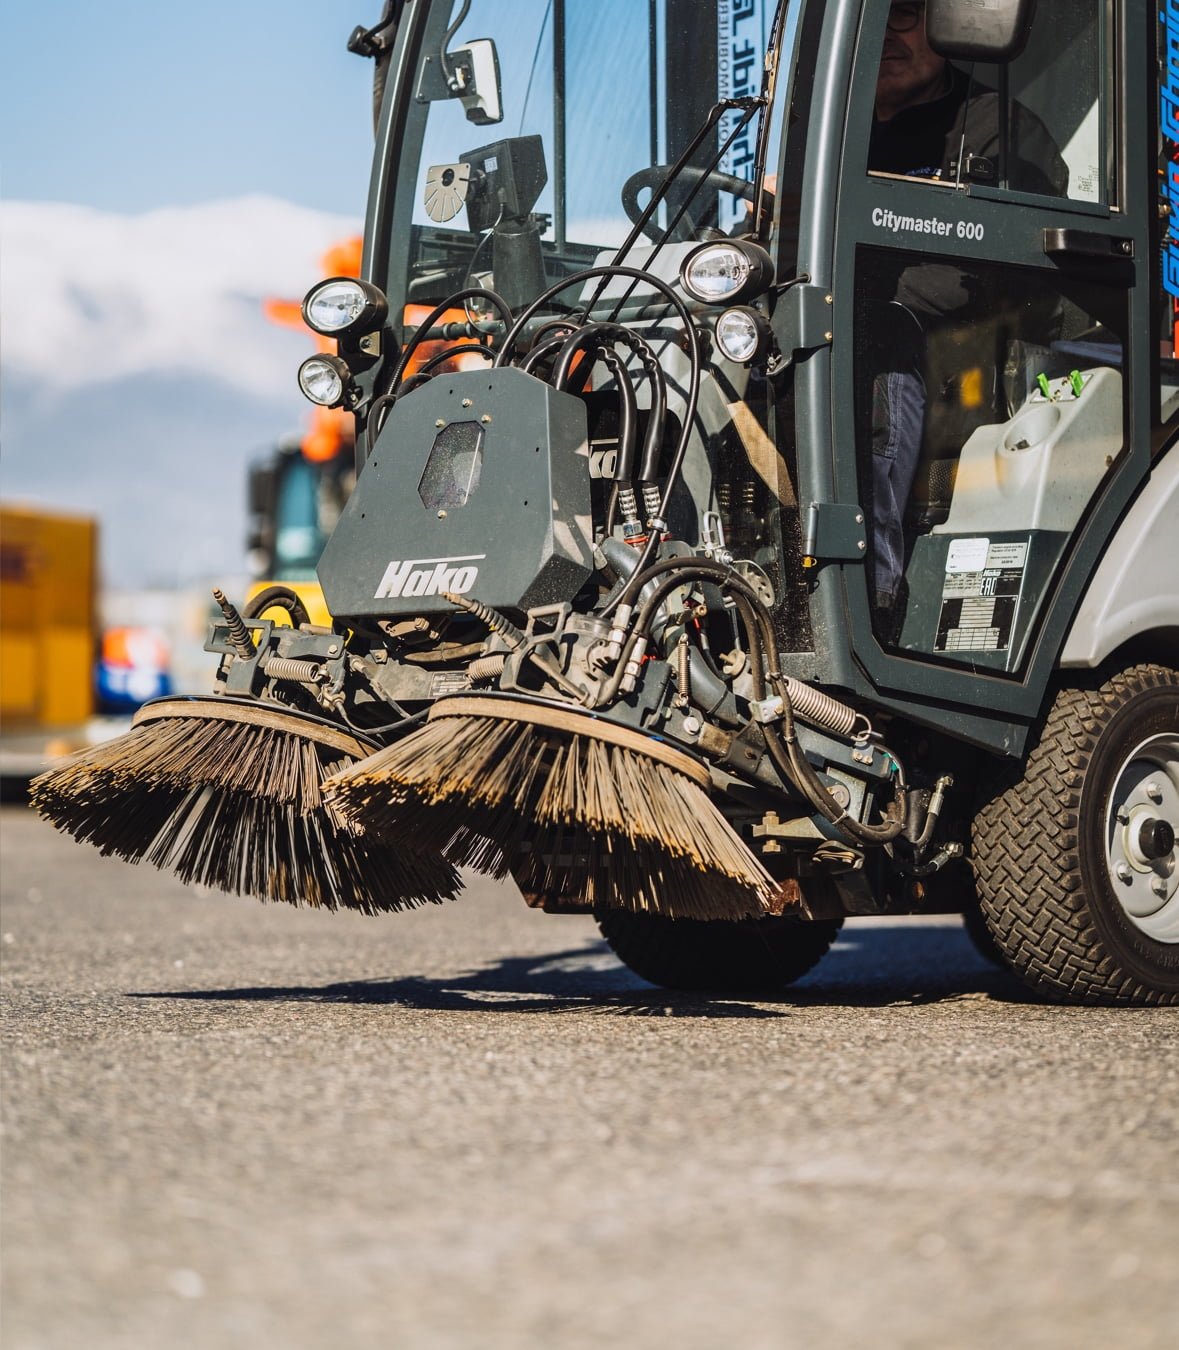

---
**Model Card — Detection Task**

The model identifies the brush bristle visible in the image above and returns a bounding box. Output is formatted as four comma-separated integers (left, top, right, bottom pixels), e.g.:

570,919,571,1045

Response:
31,714,460,912
325,714,776,921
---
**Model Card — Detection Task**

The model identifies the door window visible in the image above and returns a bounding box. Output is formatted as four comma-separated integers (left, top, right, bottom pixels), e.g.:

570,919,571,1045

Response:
867,1,1115,204
852,246,1127,670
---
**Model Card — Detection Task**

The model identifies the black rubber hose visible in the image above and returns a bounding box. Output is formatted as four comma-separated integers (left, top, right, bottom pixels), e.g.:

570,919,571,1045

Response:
490,266,701,614
519,332,572,378
242,585,311,629
414,342,495,375
387,286,512,394
552,322,631,391
635,343,668,486
599,554,905,844
596,348,637,485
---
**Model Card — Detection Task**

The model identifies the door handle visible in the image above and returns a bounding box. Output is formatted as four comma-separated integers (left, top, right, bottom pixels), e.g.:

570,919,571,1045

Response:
1043,228,1134,261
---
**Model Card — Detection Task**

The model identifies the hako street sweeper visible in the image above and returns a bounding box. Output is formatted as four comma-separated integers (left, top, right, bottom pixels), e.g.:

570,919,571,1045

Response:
36,0,1179,1004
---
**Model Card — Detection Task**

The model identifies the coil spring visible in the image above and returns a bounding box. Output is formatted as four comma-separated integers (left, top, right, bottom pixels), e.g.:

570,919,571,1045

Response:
265,657,323,683
467,653,506,683
212,588,255,660
782,676,859,738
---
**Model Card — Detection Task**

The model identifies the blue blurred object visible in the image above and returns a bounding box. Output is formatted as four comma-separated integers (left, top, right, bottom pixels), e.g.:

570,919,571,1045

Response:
97,626,173,712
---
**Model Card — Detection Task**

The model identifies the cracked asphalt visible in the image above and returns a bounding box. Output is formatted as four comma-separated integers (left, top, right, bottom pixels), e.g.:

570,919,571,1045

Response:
2,805,1177,1349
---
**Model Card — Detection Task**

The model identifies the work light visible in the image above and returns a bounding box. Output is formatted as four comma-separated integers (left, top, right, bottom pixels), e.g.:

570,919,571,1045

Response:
679,241,774,305
298,354,352,407
715,306,771,364
301,277,388,337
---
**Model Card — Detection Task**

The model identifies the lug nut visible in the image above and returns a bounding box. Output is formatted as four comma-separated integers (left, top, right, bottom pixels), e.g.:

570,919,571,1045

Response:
1145,781,1164,803
1114,861,1133,883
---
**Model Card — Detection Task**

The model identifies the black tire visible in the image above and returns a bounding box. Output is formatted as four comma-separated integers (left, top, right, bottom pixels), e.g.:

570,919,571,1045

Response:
972,663,1179,1005
961,903,1008,968
595,909,842,993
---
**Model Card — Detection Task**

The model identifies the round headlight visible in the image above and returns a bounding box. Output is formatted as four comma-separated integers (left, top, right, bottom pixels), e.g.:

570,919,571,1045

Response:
715,306,770,364
301,277,388,337
298,354,351,407
679,241,774,305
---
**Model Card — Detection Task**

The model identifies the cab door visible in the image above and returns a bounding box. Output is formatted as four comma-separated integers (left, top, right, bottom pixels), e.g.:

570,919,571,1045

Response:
815,0,1152,742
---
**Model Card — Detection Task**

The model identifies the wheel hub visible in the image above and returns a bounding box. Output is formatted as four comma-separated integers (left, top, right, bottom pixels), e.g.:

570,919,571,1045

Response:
1106,733,1179,943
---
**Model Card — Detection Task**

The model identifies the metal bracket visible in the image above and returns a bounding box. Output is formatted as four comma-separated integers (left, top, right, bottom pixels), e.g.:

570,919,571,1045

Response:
771,284,833,355
802,502,867,564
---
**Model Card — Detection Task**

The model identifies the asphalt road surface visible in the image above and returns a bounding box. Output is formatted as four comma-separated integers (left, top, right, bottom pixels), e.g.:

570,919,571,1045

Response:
3,805,1177,1350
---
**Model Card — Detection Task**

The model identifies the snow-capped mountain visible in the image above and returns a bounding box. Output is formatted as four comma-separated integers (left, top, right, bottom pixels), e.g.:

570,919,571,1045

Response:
1,196,361,587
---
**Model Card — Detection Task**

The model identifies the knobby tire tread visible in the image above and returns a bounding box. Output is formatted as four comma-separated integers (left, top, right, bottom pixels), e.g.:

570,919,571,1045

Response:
971,663,1178,1006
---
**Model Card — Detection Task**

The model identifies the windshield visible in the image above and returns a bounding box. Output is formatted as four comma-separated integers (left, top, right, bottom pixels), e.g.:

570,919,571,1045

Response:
380,0,781,315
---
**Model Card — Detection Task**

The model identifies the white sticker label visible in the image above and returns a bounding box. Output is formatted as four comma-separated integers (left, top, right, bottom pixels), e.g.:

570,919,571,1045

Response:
986,541,1028,569
946,537,990,573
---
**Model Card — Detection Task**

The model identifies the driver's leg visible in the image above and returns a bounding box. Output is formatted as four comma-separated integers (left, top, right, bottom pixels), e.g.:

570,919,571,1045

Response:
871,362,925,610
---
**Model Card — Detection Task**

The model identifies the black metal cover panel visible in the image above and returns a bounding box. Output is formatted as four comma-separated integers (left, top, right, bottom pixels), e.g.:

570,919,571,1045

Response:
318,368,594,619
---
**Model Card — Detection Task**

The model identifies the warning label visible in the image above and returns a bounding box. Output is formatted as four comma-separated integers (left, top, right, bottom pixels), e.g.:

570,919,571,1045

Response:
935,540,1028,653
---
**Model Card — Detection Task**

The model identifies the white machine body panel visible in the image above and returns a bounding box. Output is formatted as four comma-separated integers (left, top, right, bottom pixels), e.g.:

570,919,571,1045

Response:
1059,446,1179,668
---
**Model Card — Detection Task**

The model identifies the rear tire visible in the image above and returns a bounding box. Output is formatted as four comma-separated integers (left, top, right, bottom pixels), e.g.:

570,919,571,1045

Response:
972,664,1179,1005
595,909,842,993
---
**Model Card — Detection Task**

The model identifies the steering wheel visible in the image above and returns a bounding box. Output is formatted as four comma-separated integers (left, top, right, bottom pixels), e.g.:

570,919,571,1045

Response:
621,165,768,243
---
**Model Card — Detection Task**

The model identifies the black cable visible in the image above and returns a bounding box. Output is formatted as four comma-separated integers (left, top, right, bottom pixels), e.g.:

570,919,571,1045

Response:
387,286,512,394
519,331,573,377
597,346,637,493
438,0,471,86
635,342,668,485
489,267,701,608
415,342,494,375
597,553,905,843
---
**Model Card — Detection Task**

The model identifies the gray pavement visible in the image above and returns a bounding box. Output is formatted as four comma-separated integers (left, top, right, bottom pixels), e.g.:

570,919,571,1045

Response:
2,804,1177,1350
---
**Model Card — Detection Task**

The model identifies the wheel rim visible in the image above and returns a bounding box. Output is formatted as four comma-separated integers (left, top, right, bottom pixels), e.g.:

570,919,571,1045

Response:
1104,733,1179,943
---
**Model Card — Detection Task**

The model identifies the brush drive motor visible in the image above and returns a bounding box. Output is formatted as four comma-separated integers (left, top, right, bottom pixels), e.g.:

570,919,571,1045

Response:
318,368,595,620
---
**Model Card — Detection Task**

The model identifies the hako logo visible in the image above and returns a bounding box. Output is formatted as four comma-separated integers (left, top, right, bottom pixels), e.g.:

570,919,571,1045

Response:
374,554,484,600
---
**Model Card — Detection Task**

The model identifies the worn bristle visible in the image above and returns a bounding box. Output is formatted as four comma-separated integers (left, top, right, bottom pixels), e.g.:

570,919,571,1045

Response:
325,714,775,921
30,715,461,912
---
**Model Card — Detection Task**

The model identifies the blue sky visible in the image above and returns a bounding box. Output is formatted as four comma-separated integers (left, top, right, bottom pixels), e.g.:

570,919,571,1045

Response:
0,0,378,214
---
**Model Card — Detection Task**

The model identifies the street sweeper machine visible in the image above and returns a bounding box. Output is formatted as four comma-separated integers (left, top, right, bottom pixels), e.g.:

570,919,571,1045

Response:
34,0,1179,1004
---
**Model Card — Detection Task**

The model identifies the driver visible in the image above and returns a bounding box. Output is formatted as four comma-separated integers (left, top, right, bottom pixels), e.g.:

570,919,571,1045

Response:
865,1,1066,616
871,1,1067,196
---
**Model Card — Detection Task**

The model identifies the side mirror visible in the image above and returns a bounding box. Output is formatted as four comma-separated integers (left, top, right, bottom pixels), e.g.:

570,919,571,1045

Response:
452,39,502,126
416,36,503,126
925,0,1037,62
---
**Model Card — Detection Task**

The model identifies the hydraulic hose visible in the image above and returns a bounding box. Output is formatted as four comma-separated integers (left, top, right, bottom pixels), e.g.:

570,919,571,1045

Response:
597,554,905,845
595,347,637,492
491,266,701,609
387,286,513,394
635,343,668,486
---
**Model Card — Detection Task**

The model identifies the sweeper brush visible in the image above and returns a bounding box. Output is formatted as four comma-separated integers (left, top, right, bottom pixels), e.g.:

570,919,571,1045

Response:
30,698,461,912
324,696,778,921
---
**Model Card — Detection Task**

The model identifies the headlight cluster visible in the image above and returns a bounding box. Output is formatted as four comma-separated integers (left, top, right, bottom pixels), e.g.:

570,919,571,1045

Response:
679,241,774,367
297,277,389,408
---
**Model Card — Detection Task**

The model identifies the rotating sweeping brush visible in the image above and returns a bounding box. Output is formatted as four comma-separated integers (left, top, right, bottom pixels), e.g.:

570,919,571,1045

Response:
30,697,460,912
324,695,779,921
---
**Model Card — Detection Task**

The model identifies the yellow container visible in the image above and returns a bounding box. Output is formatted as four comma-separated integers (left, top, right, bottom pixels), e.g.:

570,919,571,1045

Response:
0,506,97,728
